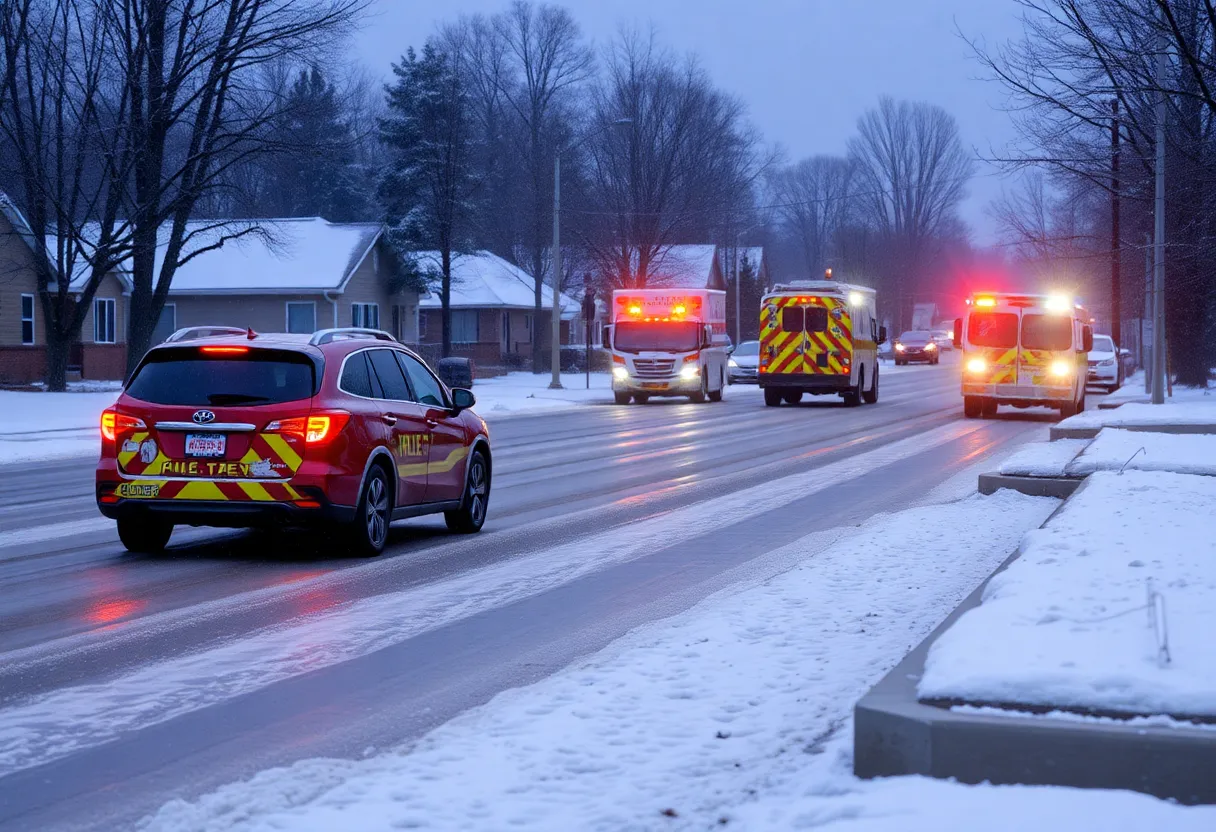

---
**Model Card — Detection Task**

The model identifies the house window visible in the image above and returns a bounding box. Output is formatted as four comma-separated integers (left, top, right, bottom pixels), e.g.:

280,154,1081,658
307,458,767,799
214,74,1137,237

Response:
286,301,317,334
152,303,176,344
524,314,533,342
352,302,379,329
452,310,479,344
20,294,35,345
93,298,116,344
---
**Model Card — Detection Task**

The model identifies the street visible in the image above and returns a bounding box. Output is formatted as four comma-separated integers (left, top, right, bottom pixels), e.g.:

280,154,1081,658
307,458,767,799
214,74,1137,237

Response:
0,361,1063,831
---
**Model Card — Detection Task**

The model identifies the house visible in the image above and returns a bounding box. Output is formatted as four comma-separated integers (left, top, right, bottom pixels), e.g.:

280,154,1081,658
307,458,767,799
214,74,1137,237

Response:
0,195,132,383
416,251,578,366
152,218,420,347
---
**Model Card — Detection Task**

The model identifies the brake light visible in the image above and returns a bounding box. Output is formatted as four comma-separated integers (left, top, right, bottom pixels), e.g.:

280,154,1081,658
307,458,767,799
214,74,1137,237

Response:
265,412,350,444
101,409,146,441
200,346,249,354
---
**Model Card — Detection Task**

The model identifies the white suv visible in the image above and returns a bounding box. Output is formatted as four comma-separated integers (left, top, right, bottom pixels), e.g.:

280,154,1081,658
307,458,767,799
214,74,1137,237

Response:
1086,334,1123,392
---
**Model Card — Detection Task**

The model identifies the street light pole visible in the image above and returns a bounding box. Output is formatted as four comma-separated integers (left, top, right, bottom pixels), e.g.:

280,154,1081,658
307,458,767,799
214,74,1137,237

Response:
1151,15,1167,405
549,117,633,390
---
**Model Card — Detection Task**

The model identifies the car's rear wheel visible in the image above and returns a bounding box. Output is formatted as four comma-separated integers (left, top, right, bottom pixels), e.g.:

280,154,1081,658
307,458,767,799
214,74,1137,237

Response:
349,465,391,556
764,388,782,407
446,449,490,534
981,398,998,418
117,517,173,554
784,391,803,405
614,391,631,405
963,396,983,419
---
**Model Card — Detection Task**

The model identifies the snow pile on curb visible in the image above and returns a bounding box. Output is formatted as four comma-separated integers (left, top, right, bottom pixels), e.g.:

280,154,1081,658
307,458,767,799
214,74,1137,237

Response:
1066,429,1216,477
142,490,1063,832
1059,400,1216,430
921,470,1216,717
1102,373,1213,406
999,439,1089,477
0,390,118,465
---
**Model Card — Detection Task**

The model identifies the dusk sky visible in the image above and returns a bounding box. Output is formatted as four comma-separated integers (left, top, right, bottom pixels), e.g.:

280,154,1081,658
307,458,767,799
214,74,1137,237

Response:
354,0,1027,245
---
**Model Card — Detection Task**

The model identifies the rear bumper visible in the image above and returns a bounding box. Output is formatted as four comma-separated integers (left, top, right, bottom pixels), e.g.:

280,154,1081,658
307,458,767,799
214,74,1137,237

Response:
759,373,851,391
728,367,758,383
1087,365,1119,384
96,490,355,527
962,383,1074,403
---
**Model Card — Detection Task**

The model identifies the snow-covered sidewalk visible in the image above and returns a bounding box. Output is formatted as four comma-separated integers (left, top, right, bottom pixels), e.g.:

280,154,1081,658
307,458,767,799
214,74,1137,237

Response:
0,388,120,464
921,469,1216,718
1000,429,1216,479
130,489,1214,832
1058,399,1216,432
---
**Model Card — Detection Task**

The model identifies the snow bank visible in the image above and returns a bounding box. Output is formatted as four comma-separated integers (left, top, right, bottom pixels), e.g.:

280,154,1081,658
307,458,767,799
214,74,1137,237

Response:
999,438,1089,477
921,470,1216,717
1065,428,1216,477
141,490,1060,832
0,390,117,465
1059,400,1216,430
1102,372,1213,406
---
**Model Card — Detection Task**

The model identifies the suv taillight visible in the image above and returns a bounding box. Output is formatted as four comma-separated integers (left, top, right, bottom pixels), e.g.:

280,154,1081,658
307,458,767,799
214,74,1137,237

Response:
101,409,146,450
265,411,350,444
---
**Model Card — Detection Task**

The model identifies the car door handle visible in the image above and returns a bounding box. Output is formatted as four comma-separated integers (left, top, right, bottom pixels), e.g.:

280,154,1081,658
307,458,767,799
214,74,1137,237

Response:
426,418,438,427
382,414,398,426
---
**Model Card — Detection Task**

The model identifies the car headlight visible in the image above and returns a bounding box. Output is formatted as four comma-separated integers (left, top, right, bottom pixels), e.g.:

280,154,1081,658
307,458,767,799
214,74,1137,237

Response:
924,342,937,350
895,343,906,352
1049,360,1073,377
1099,358,1116,367
680,364,700,380
612,366,629,380
966,358,987,374
728,358,738,368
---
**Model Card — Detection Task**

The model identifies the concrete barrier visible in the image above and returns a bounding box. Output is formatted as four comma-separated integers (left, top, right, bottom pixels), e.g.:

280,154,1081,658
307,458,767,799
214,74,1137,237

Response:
977,473,1081,498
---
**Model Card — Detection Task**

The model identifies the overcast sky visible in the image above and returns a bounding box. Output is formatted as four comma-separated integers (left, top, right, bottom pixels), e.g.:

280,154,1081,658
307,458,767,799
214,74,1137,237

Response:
353,0,1026,245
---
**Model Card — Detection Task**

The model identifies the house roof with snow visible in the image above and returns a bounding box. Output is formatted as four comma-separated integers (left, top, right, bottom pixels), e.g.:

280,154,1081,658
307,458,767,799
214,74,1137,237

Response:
415,251,580,318
644,245,722,289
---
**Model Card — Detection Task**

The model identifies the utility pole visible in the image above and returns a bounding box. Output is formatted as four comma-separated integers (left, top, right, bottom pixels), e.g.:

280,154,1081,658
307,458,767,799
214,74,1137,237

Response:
549,152,563,389
1144,232,1152,394
1110,98,1121,346
1151,16,1167,405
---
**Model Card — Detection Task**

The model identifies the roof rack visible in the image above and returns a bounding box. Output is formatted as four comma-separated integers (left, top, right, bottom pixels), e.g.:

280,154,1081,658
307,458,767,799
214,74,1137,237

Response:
165,326,250,343
309,328,397,346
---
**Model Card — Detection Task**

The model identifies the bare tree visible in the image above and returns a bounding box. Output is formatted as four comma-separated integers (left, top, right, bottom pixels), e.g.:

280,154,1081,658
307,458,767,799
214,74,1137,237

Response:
768,155,856,276
494,1,592,371
847,97,973,321
584,27,763,288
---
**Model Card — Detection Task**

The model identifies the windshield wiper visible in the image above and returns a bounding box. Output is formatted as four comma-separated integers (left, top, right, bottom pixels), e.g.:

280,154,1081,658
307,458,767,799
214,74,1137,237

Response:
207,392,271,405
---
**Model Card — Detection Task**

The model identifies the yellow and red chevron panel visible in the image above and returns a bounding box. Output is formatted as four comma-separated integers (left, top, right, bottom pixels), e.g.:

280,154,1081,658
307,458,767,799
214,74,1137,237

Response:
759,295,853,376
113,478,303,502
977,347,1018,384
1018,349,1065,385
116,430,304,502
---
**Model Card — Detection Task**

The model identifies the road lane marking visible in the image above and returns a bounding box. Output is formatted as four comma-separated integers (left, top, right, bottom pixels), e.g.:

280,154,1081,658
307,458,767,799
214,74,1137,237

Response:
0,420,988,777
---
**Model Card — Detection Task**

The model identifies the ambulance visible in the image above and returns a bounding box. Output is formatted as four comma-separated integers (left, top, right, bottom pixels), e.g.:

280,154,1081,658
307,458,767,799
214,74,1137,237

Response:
952,292,1093,419
608,288,729,404
758,280,885,407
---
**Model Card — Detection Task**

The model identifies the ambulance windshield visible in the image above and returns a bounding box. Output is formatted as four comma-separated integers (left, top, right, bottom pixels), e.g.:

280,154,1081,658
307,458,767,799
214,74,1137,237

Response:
613,321,700,353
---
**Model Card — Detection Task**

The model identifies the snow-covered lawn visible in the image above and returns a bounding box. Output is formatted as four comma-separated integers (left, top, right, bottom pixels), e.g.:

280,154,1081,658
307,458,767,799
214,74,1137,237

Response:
1059,400,1216,431
921,470,1216,718
0,389,118,465
1101,371,1213,405
131,490,1151,832
999,429,1216,478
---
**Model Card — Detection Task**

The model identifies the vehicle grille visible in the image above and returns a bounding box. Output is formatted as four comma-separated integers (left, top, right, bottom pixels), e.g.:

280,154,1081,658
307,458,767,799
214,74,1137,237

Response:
632,358,676,378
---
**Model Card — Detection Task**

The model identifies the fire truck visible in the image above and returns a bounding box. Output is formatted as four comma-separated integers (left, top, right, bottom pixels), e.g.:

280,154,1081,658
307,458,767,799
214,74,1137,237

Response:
758,280,885,407
952,292,1093,419
608,289,729,404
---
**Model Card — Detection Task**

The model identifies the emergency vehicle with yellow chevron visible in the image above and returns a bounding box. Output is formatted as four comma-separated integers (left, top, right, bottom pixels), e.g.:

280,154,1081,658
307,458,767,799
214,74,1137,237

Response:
758,279,886,407
952,292,1093,419
96,326,491,556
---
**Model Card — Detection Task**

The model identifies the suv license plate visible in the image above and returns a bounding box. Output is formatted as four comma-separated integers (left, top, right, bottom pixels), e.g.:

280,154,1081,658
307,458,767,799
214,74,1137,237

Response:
184,433,226,458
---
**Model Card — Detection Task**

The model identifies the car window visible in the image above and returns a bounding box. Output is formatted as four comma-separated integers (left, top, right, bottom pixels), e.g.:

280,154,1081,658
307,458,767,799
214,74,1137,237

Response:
1021,314,1073,351
339,351,375,398
899,331,931,341
735,341,760,355
366,348,412,401
126,348,314,406
1092,336,1115,353
968,313,1018,348
397,352,447,408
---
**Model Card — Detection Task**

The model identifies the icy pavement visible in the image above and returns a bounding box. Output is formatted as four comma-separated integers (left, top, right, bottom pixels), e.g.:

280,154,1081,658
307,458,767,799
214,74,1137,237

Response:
139,490,1076,831
921,470,1216,718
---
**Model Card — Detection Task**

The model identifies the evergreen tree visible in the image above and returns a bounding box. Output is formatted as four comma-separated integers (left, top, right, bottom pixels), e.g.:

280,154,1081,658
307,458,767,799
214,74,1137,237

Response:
379,43,482,356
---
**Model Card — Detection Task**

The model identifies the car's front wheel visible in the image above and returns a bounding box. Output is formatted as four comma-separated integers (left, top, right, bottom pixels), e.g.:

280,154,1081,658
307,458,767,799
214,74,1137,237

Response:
349,465,391,556
446,449,490,534
117,517,173,554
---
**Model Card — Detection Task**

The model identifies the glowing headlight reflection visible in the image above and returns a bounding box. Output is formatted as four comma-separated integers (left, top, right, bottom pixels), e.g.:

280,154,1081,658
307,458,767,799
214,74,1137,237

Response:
966,358,987,374
612,366,629,380
1049,360,1073,377
680,364,701,380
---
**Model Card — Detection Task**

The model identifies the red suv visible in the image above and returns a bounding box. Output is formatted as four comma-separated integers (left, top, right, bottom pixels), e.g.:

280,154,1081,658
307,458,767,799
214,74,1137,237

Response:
96,327,491,556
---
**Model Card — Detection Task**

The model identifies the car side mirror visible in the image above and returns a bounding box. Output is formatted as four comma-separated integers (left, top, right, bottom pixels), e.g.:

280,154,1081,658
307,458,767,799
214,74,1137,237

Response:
1119,347,1130,356
602,324,613,347
703,324,713,348
450,387,476,413
877,325,887,345
1082,325,1094,353
952,318,963,348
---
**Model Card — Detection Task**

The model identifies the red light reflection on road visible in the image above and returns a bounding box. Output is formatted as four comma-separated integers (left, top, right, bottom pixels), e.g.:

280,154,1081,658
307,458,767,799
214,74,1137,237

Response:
85,598,145,625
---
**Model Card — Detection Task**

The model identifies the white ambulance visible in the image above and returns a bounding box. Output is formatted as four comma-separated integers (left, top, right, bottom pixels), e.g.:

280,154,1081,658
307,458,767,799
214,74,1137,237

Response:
607,289,729,404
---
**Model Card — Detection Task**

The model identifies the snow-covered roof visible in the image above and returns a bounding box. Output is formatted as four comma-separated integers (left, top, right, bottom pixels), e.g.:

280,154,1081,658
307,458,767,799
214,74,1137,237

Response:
415,251,579,318
644,245,720,288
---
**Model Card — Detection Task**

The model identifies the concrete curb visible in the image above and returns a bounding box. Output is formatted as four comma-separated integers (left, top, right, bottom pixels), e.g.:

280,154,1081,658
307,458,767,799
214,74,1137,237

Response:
977,472,1081,498
1051,423,1216,440
853,478,1216,805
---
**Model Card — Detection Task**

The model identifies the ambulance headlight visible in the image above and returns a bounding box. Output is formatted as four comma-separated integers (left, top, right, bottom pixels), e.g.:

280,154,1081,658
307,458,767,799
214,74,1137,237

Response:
680,364,701,380
613,366,630,381
1049,360,1073,378
966,358,987,374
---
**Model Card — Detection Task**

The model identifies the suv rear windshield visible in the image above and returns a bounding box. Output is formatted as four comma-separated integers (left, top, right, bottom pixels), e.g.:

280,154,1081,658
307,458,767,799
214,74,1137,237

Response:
1021,314,1073,351
125,347,317,406
967,312,1018,348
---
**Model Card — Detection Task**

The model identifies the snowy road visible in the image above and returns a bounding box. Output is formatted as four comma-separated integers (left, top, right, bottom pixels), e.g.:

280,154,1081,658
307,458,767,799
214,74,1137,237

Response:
0,359,1065,830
